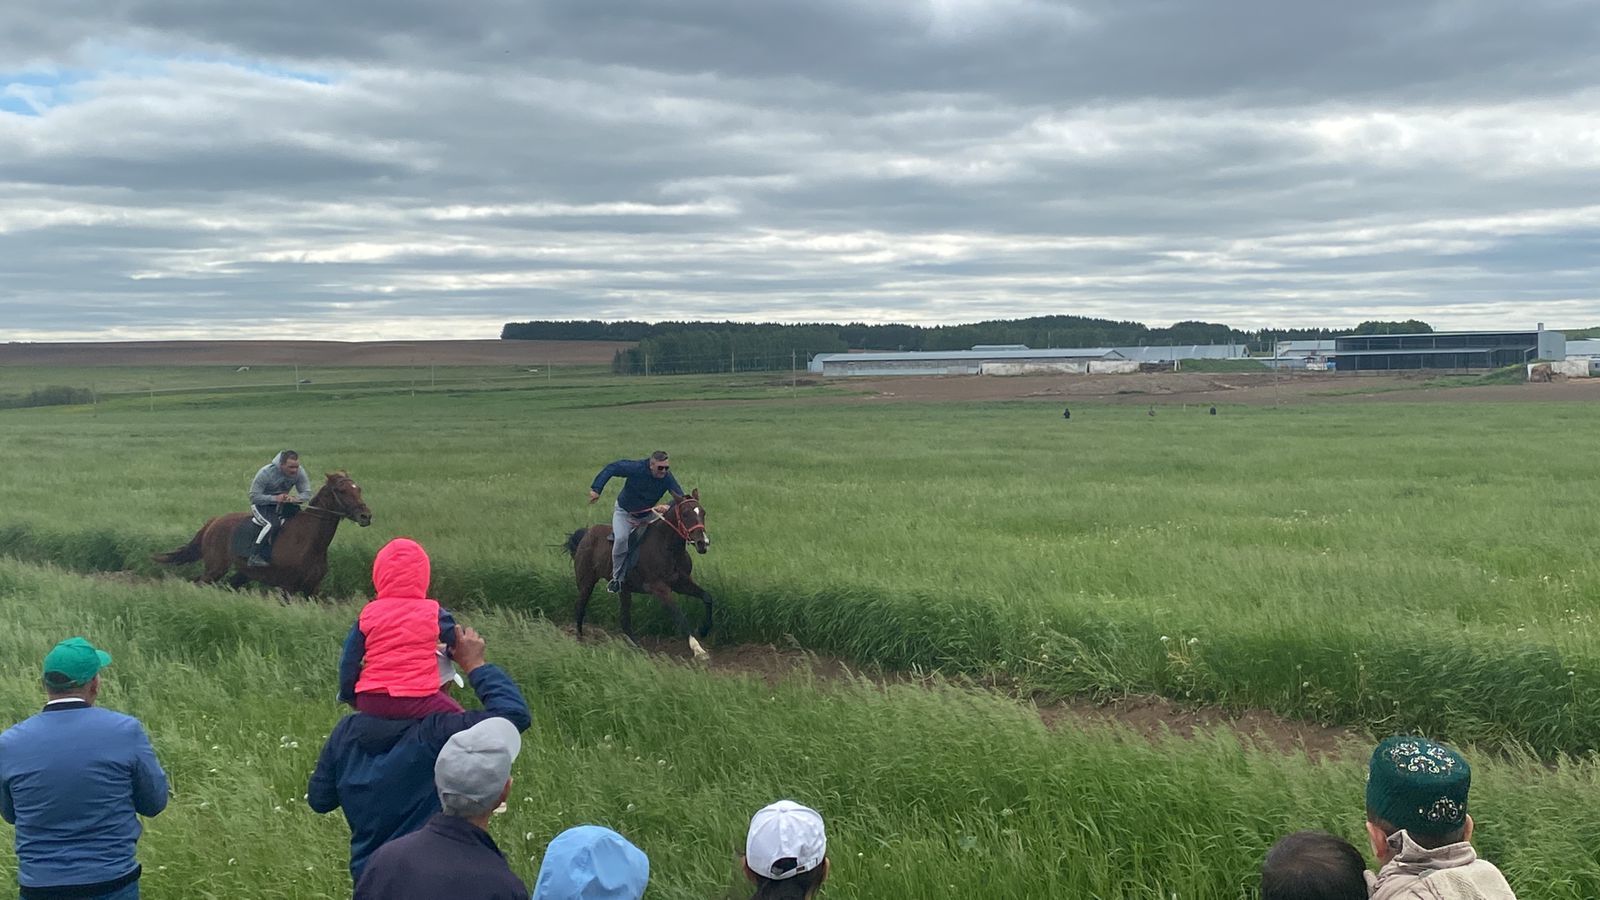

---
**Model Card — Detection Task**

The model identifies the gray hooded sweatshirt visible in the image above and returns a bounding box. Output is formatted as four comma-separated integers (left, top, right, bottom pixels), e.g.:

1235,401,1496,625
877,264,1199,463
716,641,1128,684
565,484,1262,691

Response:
250,452,313,508
1367,831,1517,900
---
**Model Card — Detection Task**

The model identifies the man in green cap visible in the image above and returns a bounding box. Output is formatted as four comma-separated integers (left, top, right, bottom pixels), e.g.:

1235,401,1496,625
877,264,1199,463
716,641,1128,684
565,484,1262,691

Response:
0,637,169,900
1364,736,1517,899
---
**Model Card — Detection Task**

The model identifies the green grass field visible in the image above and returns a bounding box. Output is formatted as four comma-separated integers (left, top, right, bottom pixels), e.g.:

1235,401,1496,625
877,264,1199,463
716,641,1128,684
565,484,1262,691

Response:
0,367,1596,896
0,559,1595,899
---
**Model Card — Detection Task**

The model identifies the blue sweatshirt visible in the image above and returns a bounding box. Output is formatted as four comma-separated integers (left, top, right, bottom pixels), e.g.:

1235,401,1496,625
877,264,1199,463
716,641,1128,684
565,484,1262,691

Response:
590,459,684,514
0,701,169,891
307,664,532,882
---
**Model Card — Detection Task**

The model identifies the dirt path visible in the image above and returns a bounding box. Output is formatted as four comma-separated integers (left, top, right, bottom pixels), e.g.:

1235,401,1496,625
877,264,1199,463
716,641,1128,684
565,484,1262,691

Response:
583,628,1361,759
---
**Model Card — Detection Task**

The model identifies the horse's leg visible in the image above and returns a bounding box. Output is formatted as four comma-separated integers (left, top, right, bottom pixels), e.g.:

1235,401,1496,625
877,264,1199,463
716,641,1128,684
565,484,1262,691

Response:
676,579,716,639
227,572,250,590
618,591,640,648
652,584,709,662
575,577,597,640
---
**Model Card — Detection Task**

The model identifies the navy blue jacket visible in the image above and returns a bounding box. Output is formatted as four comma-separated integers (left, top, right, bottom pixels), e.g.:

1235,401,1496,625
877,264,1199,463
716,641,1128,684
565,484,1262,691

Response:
354,814,529,900
0,700,168,893
307,664,532,882
591,459,684,514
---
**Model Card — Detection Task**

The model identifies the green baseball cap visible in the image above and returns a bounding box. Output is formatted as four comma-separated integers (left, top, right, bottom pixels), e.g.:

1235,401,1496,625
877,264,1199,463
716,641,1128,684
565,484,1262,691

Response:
42,637,112,690
1366,736,1470,838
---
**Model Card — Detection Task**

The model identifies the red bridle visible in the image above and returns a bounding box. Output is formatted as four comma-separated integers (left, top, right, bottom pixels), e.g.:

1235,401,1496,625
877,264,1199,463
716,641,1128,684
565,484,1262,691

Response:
661,496,707,542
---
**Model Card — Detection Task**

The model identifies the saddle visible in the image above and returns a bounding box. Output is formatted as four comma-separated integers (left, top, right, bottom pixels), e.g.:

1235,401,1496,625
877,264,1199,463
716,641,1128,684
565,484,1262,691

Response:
234,505,300,559
608,515,659,586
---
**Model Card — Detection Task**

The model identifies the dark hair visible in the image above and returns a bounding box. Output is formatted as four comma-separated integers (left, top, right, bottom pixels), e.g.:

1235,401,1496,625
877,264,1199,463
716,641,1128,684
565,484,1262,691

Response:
751,868,826,900
1366,811,1465,850
1261,831,1367,900
281,450,300,462
650,450,669,462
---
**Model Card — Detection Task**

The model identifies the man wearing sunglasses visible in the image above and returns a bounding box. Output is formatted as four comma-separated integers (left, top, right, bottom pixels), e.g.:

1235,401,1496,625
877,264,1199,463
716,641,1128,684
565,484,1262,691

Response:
588,451,686,593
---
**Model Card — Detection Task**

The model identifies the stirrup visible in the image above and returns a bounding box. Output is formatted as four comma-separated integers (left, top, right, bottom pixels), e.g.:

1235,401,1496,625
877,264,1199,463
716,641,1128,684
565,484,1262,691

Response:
247,554,270,568
606,579,622,594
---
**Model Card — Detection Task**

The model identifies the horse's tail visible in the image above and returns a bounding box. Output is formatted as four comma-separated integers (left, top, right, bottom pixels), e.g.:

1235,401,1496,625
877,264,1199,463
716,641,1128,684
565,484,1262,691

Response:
563,527,589,559
152,523,207,565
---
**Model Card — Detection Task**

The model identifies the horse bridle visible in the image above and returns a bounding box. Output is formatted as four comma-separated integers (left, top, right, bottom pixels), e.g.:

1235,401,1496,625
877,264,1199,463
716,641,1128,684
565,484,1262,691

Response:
660,496,707,542
303,479,360,521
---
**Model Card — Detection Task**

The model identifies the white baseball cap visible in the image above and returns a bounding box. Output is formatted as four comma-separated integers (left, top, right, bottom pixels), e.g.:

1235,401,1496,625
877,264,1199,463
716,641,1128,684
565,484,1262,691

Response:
746,800,826,881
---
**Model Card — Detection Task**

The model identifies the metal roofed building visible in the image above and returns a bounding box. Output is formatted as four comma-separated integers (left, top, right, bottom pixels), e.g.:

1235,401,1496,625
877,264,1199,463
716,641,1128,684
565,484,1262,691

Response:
1330,327,1566,372
1111,344,1250,363
810,347,1124,377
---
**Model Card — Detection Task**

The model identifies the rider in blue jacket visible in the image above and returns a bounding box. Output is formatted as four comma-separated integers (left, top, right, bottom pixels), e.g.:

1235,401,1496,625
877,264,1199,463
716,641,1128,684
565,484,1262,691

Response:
588,451,684,593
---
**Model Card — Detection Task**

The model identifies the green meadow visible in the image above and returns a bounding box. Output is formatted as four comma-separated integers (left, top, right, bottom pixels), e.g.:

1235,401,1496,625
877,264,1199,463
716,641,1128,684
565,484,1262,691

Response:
0,559,1595,899
0,372,1595,755
0,369,1597,896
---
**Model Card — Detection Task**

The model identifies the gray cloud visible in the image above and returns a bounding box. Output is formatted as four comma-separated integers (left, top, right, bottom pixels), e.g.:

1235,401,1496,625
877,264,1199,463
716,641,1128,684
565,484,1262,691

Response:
2,1,1599,339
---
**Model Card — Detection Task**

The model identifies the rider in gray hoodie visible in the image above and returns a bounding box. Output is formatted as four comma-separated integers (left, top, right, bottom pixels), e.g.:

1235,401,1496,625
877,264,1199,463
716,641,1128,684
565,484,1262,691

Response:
248,450,312,567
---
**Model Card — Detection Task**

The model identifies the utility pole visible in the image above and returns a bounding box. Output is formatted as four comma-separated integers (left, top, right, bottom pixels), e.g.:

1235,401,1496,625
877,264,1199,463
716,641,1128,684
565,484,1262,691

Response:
791,349,797,397
294,363,300,393
645,352,650,378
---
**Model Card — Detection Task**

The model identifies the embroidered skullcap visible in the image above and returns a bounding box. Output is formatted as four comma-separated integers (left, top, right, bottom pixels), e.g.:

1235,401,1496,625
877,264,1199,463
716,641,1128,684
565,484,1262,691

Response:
1366,736,1471,838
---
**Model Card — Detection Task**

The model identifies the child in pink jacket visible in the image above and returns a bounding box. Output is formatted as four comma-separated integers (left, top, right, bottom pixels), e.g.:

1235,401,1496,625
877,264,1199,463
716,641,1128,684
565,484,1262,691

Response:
337,538,462,717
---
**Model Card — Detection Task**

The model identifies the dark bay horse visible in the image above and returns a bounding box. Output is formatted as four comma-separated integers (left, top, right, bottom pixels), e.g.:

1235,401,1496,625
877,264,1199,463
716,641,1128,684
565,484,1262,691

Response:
153,471,372,597
564,489,715,661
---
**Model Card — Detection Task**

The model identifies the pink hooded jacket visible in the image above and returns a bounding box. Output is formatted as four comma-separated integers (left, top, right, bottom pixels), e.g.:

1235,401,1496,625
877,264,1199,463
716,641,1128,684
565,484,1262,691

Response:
354,539,450,698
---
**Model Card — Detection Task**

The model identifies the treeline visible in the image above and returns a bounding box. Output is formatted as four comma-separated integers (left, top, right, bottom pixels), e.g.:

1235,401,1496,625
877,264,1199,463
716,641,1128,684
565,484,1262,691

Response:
501,317,1434,375
0,386,95,409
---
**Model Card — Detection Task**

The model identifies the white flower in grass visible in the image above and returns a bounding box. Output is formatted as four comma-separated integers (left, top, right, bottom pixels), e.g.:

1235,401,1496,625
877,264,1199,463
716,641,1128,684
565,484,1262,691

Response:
227,858,236,866
1159,635,1170,643
626,803,637,812
1187,637,1198,646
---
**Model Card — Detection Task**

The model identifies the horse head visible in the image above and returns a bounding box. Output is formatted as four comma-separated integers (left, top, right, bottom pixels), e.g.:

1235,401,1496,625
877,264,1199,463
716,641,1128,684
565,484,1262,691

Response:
671,488,709,554
319,471,373,527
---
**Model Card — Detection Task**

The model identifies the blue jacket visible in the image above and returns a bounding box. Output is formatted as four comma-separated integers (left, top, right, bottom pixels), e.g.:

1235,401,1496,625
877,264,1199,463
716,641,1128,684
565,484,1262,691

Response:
307,664,532,883
355,814,529,900
591,459,684,514
0,701,169,891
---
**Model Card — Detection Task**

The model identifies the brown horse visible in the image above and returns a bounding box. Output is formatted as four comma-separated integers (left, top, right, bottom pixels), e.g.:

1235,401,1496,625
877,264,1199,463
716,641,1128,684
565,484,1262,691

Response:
564,490,715,661
153,471,373,596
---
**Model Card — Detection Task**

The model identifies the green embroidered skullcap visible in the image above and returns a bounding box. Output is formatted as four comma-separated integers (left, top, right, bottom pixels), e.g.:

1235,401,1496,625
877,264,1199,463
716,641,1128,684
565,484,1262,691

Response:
1366,736,1470,838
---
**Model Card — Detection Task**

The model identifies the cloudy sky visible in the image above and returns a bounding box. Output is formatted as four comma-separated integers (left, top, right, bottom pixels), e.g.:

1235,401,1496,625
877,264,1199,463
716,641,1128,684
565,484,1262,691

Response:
3,1,1599,340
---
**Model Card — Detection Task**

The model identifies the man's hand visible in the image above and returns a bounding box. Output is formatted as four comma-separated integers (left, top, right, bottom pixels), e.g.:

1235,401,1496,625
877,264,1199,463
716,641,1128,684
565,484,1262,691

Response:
588,490,601,504
652,503,669,515
453,626,487,674
275,492,292,503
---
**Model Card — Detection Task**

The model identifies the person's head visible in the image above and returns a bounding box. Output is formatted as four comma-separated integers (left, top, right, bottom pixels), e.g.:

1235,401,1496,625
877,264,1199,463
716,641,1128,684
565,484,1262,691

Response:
648,450,670,479
434,717,521,827
41,637,111,703
277,450,301,478
372,537,431,598
1260,830,1367,900
743,800,828,900
1365,736,1474,862
532,826,649,900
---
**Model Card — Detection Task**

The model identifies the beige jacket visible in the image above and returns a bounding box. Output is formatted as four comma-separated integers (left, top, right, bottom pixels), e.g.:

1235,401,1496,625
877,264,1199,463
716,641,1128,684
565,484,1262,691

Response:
1366,831,1517,900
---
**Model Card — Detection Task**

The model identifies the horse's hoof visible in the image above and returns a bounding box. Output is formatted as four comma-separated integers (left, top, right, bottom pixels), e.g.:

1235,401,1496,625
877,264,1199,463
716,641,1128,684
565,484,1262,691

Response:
622,634,642,650
688,636,710,663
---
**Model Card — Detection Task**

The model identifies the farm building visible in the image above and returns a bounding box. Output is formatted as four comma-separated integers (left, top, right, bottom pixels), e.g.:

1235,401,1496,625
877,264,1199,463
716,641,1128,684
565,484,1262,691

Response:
1111,344,1250,363
1330,328,1566,372
809,344,1247,377
809,347,1126,377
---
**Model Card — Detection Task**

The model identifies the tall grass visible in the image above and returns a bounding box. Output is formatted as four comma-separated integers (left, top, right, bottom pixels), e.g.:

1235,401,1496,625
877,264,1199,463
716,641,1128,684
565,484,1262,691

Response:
0,559,1595,899
0,379,1595,754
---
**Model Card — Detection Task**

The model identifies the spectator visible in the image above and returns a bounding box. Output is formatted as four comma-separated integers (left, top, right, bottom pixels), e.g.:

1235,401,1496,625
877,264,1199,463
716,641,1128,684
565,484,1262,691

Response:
338,538,462,717
354,718,528,900
532,826,649,900
742,800,828,900
1261,830,1367,900
310,625,532,883
0,637,168,900
1364,736,1517,900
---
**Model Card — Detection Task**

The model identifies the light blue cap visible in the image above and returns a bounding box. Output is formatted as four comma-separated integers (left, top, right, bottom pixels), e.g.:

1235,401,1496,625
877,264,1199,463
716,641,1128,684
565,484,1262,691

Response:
532,826,649,900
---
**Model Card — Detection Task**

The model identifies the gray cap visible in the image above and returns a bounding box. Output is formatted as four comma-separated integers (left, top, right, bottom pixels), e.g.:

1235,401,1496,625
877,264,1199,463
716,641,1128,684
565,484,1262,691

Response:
435,717,522,816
